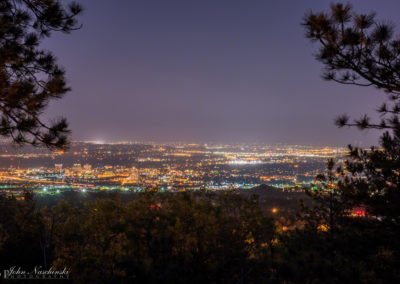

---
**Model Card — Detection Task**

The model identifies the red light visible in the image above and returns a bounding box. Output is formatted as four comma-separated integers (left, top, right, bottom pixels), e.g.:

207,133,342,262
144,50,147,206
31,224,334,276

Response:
353,207,366,216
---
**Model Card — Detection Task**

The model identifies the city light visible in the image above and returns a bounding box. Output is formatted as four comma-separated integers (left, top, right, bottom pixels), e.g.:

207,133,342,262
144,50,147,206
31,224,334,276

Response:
0,141,347,194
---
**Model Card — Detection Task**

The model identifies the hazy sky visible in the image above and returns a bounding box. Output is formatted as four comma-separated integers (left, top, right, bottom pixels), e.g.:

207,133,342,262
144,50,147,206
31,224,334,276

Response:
43,0,400,146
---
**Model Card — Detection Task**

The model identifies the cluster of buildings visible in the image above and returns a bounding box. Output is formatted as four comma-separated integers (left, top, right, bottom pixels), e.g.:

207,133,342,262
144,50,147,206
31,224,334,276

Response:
0,142,347,194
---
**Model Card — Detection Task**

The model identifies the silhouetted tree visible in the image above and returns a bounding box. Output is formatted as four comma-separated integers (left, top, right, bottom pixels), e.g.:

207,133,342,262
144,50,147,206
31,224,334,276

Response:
303,1,400,229
0,0,82,149
303,3,400,131
293,3,400,282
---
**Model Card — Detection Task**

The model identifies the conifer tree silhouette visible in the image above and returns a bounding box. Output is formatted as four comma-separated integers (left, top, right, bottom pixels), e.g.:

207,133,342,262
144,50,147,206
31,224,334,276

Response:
0,0,82,149
304,2,400,243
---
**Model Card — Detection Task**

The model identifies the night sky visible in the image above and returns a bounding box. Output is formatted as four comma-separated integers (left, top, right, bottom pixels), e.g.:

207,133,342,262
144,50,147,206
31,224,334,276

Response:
43,0,400,146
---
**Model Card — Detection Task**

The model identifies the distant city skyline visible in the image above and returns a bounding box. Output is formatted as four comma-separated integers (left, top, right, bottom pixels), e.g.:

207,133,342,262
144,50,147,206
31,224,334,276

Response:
43,0,400,147
0,141,345,190
72,139,349,147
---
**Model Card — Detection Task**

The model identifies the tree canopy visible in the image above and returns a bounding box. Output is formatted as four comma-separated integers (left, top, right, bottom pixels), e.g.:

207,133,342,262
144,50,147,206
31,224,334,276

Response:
0,0,82,149
296,4,400,282
303,3,400,132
